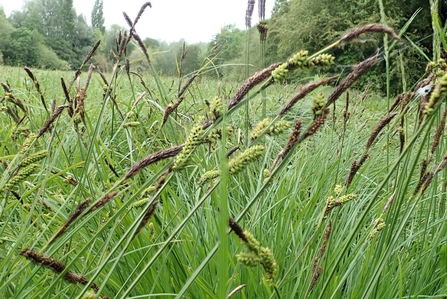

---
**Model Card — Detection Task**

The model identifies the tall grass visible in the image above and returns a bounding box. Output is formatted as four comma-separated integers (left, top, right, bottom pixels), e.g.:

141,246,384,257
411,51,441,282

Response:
1,3,447,299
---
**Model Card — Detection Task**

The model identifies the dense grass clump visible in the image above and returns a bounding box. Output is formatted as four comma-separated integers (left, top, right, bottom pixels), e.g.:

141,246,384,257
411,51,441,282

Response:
2,3,447,299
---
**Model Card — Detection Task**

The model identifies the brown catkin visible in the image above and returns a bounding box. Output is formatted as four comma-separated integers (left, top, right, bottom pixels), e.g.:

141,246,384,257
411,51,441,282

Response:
20,249,98,291
339,24,401,44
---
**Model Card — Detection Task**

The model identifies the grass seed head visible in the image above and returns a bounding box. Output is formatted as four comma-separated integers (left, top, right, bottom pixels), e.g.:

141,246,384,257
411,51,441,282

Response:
198,170,221,185
250,118,271,140
369,218,386,239
228,145,265,175
173,125,204,170
20,150,48,168
424,72,447,117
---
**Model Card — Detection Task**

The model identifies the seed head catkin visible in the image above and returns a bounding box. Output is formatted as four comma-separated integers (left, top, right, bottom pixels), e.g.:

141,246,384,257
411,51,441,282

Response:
173,125,203,170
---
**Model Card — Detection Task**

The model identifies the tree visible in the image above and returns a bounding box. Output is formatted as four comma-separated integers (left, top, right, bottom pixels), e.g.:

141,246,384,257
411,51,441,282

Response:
264,0,432,93
0,9,14,63
91,0,105,34
209,24,244,65
72,15,95,67
8,0,92,69
3,27,40,66
179,44,202,75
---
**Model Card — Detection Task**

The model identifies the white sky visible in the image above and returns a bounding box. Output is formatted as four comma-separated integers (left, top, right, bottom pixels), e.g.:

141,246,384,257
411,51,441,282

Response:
0,0,274,43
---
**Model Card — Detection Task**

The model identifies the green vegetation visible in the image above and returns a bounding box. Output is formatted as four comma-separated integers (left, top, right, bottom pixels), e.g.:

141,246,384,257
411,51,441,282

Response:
2,1,447,299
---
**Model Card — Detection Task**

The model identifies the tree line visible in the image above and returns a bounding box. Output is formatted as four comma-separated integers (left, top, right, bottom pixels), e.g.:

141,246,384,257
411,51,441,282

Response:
0,0,208,74
210,0,435,93
0,0,436,93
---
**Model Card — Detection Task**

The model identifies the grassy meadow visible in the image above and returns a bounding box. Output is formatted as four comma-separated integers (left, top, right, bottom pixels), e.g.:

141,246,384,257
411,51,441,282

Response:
2,7,447,299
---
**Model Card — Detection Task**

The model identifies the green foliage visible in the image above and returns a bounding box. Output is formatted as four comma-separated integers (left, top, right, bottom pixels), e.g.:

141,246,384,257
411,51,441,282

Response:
0,9,14,60
7,0,94,69
209,24,245,65
3,27,40,66
91,0,105,34
178,44,202,75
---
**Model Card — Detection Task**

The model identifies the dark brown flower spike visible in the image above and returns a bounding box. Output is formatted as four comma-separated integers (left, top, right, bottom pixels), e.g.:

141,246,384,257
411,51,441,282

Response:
308,221,331,295
228,62,281,109
48,198,91,245
131,2,152,33
431,108,447,155
326,54,379,107
344,153,369,187
24,67,48,112
303,109,329,139
133,200,159,239
229,217,248,243
1,82,11,93
81,40,101,66
280,75,338,115
163,97,184,125
339,24,401,44
122,12,133,28
245,0,255,28
365,113,397,150
272,120,302,170
133,33,151,62
86,191,118,214
178,74,197,98
20,249,99,291
124,145,184,180
37,104,69,138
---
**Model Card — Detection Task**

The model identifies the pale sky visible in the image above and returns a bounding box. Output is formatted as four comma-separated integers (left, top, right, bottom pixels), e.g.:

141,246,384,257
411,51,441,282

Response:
0,0,274,43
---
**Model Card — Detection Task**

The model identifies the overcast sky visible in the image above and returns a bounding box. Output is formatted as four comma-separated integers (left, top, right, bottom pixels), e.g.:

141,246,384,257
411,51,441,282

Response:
0,0,274,43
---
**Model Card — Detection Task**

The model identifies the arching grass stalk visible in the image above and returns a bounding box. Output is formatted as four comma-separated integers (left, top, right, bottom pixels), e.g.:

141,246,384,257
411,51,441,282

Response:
217,107,229,299
378,0,392,171
244,0,255,146
258,0,268,118
430,0,442,62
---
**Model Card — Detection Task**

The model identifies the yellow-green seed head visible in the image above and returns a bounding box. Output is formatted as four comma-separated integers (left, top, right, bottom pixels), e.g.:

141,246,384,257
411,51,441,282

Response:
207,128,222,143
309,53,335,67
424,73,447,116
260,246,279,284
142,185,156,195
2,164,38,191
289,50,309,67
132,197,151,208
369,218,386,239
20,150,48,168
18,133,36,155
268,120,291,136
198,170,221,184
173,125,204,170
244,231,261,252
209,96,223,120
123,121,141,128
312,93,326,117
148,222,156,242
263,169,270,178
228,145,265,175
236,252,262,267
333,184,343,196
250,118,270,140
126,111,135,119
272,63,289,82
80,290,96,299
